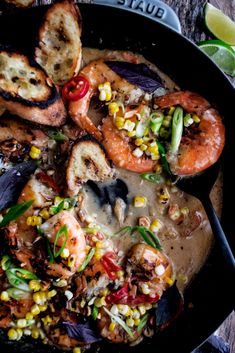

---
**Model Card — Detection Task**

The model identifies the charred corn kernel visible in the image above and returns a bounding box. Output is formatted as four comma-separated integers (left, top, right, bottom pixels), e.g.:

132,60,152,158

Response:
68,255,75,268
168,107,175,115
192,114,200,123
127,130,136,137
165,277,174,286
73,348,81,353
150,219,162,233
159,187,170,203
47,289,57,298
26,313,34,320
16,319,27,329
60,248,70,258
109,322,116,332
8,328,18,340
110,305,119,315
39,304,48,312
29,280,41,292
29,146,41,159
26,216,32,226
138,305,146,315
31,304,40,316
140,283,150,295
181,207,189,216
134,196,147,208
155,264,165,276
1,291,10,301
132,147,144,158
54,196,63,205
33,291,47,305
27,216,42,226
155,164,162,173
95,241,102,249
39,208,50,219
140,144,148,151
32,327,39,339
42,315,52,326
126,317,134,327
114,116,125,129
108,102,119,115
134,318,140,326
123,120,135,132
132,309,140,319
94,251,102,260
135,138,143,146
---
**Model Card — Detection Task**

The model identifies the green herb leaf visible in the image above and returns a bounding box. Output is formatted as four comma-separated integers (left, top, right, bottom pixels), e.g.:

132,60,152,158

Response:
92,305,99,320
46,129,68,142
1,255,11,271
116,226,162,250
137,313,149,333
140,173,164,184
157,141,172,176
53,225,69,258
103,307,134,338
78,247,96,272
0,200,34,228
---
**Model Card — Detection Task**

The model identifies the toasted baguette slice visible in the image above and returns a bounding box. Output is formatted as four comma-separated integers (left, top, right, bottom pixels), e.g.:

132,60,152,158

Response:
35,0,82,86
4,0,34,7
67,136,113,196
0,49,66,126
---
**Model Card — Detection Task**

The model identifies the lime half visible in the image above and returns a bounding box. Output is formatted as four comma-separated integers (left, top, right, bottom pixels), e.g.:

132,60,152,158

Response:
205,3,235,45
198,40,235,76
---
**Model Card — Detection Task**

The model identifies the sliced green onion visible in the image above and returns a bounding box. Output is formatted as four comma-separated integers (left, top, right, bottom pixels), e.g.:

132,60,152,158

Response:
150,112,164,134
92,305,99,320
78,247,95,272
157,141,171,176
171,107,183,154
137,313,149,333
140,173,163,184
116,226,162,250
135,120,148,138
50,198,76,215
0,200,34,228
46,239,54,264
103,307,134,338
46,129,68,142
1,255,11,271
53,225,69,258
10,268,38,280
7,288,31,300
183,113,193,127
6,269,31,292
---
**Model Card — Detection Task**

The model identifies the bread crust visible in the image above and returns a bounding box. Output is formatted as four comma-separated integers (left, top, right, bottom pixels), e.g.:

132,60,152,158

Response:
4,0,34,8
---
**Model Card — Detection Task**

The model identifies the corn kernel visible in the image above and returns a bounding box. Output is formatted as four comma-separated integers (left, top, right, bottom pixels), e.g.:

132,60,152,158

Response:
132,147,144,158
33,291,47,305
8,328,18,340
27,216,42,226
60,248,70,258
192,114,200,123
135,138,143,146
165,277,174,286
32,327,39,339
94,296,106,308
29,146,41,159
168,107,175,115
109,322,116,332
134,196,147,208
68,255,75,268
94,251,102,260
116,270,124,279
118,304,130,316
98,82,112,102
150,219,162,233
42,315,52,326
16,328,23,340
123,120,135,132
54,196,63,205
100,288,108,297
132,309,140,319
134,318,140,326
145,303,152,310
138,305,146,315
95,241,102,249
47,289,57,298
26,313,34,320
143,127,149,136
39,304,48,312
108,102,119,115
140,283,150,295
127,130,136,137
16,319,27,328
147,145,158,154
39,208,50,219
31,304,40,316
114,116,125,129
181,207,189,216
73,348,81,353
80,298,86,308
155,164,162,173
110,305,119,315
126,317,134,327
29,280,41,292
151,153,160,161
155,264,165,276
1,291,10,301
159,187,170,203
140,144,148,151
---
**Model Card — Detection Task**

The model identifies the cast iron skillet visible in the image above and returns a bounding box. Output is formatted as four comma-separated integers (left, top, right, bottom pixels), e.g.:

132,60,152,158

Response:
0,3,234,353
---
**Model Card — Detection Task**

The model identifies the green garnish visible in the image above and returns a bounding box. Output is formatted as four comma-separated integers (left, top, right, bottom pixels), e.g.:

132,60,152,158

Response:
53,225,69,258
49,198,76,215
78,247,96,272
150,112,164,134
1,255,11,271
46,239,55,264
116,226,162,250
92,305,99,320
46,129,68,142
7,288,31,300
103,307,134,338
0,200,34,228
157,141,171,176
140,173,163,184
6,268,37,292
137,313,149,333
171,107,183,154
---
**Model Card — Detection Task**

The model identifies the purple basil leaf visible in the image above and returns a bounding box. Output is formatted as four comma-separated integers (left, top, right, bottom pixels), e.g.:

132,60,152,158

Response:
105,61,163,93
155,283,184,331
63,321,102,344
0,161,37,212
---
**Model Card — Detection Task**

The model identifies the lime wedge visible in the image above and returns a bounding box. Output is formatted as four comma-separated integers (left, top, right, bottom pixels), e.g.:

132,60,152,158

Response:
205,3,235,45
198,40,235,76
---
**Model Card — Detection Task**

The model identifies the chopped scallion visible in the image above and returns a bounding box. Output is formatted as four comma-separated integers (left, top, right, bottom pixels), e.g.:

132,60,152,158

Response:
46,129,68,142
0,200,34,228
137,313,149,333
157,141,171,176
140,173,163,184
116,226,162,250
1,255,11,271
171,107,183,154
78,248,96,272
103,307,134,338
92,305,99,320
53,225,69,258
150,112,164,134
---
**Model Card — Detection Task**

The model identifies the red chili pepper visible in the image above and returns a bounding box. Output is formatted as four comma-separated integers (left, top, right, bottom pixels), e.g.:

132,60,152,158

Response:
101,252,122,280
36,172,60,193
106,282,129,303
62,75,89,101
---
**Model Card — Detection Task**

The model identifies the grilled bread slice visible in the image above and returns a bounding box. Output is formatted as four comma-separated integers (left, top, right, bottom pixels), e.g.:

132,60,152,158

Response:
67,136,113,196
0,49,66,126
35,0,82,86
3,0,34,7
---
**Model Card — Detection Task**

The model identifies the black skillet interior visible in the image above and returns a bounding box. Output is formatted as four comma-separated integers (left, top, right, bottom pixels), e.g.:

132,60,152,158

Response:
0,4,234,353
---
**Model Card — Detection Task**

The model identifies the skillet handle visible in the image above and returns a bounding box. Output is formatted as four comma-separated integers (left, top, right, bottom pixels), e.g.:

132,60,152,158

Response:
77,0,181,33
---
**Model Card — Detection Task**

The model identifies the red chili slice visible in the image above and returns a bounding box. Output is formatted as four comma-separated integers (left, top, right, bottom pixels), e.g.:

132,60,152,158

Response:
101,252,122,280
62,75,89,101
36,172,60,193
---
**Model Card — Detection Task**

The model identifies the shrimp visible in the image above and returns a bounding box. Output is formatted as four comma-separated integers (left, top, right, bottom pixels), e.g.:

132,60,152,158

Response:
101,118,155,172
68,58,142,141
154,91,225,175
0,297,33,328
40,210,87,278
